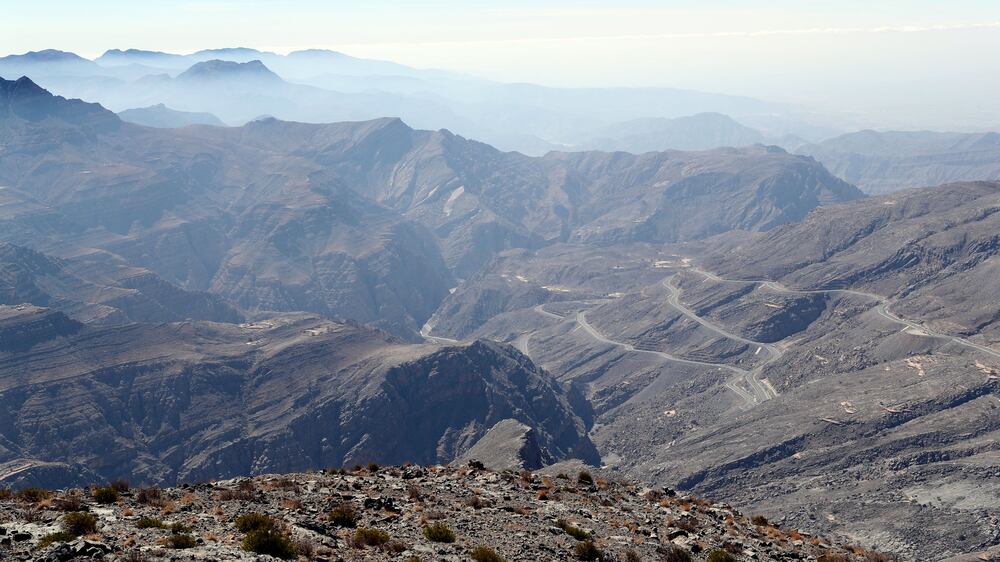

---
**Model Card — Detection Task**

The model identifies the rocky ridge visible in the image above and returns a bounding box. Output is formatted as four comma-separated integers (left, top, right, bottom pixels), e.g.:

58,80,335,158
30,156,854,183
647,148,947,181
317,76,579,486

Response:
0,464,901,562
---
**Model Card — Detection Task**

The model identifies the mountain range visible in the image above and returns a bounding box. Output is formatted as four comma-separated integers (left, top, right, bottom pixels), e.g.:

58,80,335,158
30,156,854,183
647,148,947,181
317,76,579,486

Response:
0,48,816,154
1,61,999,560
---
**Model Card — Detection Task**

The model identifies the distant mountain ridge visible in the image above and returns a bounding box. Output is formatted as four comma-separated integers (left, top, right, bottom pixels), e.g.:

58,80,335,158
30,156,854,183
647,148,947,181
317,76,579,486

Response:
797,129,1000,193
574,112,767,152
176,59,282,84
118,103,225,128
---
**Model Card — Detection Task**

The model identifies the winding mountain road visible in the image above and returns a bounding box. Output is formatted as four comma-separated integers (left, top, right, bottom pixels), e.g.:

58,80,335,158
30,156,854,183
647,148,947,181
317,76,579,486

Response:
574,309,762,406
427,261,998,411
690,266,1000,360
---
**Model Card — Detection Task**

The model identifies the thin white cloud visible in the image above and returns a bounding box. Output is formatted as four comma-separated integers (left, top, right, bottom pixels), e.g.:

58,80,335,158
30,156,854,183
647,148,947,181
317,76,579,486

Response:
334,20,1000,48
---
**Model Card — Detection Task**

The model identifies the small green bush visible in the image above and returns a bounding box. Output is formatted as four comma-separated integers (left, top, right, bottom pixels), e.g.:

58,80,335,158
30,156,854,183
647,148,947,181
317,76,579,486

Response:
751,515,769,526
136,517,166,529
367,462,380,472
353,527,390,548
243,529,296,559
423,521,456,543
169,522,191,534
93,486,119,504
63,512,98,536
660,545,693,562
470,546,507,562
575,540,602,561
329,505,358,527
706,550,737,562
165,534,196,549
16,487,52,503
109,479,130,492
39,531,76,549
235,512,275,533
577,471,594,485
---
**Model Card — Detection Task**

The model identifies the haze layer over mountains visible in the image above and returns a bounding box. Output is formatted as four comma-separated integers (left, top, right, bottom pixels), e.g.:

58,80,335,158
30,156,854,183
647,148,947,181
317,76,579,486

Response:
2,44,1000,561
4,46,999,195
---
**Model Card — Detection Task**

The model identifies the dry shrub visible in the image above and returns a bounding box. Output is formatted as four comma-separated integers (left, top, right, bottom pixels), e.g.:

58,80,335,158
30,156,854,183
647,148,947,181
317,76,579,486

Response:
137,486,163,506
463,495,489,509
294,537,316,557
218,489,254,501
352,527,390,548
519,470,533,488
54,493,83,512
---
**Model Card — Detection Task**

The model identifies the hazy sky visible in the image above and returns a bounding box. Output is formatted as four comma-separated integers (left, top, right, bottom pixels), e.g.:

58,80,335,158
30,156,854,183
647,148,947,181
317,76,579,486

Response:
5,0,1000,128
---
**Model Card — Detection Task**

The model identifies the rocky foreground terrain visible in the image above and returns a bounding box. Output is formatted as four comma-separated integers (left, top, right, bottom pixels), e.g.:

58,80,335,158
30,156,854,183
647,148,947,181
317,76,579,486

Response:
0,463,903,562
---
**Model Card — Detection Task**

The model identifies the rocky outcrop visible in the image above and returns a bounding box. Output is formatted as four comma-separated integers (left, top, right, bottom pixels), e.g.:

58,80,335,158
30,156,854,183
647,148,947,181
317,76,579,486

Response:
456,418,552,471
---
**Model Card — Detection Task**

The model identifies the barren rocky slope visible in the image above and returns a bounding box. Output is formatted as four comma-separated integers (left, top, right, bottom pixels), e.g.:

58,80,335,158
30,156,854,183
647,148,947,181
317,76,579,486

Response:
0,464,901,562
0,242,242,325
0,305,595,488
